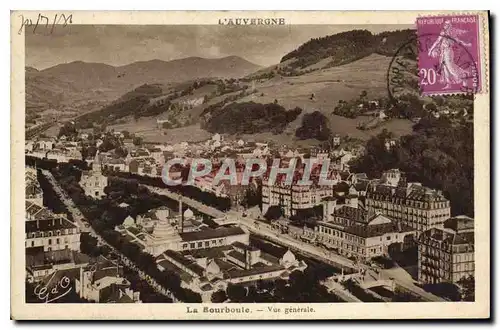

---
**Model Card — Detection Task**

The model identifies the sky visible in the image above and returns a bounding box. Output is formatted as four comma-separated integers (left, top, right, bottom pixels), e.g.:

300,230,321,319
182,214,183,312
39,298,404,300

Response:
26,24,412,70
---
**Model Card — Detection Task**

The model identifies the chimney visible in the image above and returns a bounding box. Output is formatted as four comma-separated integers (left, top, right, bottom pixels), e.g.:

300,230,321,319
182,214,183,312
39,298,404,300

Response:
179,198,184,233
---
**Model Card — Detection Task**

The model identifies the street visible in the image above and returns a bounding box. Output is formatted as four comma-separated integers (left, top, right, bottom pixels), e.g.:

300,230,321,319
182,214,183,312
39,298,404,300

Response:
40,169,177,301
145,184,357,269
144,183,444,302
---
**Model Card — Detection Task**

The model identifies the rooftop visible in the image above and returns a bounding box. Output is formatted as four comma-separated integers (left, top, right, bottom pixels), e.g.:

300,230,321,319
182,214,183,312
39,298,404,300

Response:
179,226,246,242
162,250,205,276
342,221,415,238
26,217,77,233
225,264,284,280
333,205,367,223
231,241,259,252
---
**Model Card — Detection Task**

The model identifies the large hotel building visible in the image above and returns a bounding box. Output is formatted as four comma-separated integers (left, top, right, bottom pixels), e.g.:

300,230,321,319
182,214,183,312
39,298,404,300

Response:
262,181,335,217
417,216,474,284
365,169,451,234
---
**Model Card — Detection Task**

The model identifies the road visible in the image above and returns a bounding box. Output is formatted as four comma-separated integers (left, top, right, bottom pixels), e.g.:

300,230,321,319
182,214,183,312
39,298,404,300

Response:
40,169,178,302
41,169,91,234
379,267,445,302
322,279,361,302
146,185,225,218
143,183,445,302
144,184,357,270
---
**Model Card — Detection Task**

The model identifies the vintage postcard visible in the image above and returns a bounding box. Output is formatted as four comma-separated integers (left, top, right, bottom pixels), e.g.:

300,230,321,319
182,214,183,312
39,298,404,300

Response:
11,11,490,320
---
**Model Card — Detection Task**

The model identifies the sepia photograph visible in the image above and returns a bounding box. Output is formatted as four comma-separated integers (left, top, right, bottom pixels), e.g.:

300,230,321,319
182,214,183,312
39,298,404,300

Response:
11,10,490,320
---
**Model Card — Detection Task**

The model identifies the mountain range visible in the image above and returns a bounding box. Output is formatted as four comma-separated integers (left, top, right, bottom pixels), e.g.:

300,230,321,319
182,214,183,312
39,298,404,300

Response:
28,28,420,147
25,56,261,112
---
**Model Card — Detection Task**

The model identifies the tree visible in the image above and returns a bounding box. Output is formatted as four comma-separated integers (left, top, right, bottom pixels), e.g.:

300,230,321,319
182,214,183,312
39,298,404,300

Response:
257,279,274,293
434,95,445,106
392,289,419,302
114,147,128,158
122,130,131,139
422,282,461,301
457,275,475,301
295,111,332,141
245,286,259,302
58,122,77,139
226,284,247,302
211,290,227,303
133,136,143,146
80,233,101,257
162,122,173,129
264,205,283,221
240,187,261,208
426,102,437,112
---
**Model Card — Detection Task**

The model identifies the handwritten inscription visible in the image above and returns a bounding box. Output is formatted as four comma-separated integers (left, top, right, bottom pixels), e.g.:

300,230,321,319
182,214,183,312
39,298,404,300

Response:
33,272,72,303
18,13,72,35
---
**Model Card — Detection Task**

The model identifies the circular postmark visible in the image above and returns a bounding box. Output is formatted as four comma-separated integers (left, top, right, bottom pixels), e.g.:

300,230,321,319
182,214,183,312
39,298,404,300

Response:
387,33,479,101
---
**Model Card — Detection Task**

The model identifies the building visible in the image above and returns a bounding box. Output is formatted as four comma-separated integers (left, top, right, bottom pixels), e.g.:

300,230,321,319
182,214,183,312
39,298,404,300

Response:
148,147,164,163
365,169,451,234
331,152,354,171
310,147,330,160
268,188,417,263
25,141,34,153
333,134,341,147
157,118,172,129
36,137,55,150
384,138,397,151
46,148,83,163
25,201,81,252
315,209,416,261
155,242,307,301
262,168,340,217
136,206,171,229
103,157,128,172
115,202,249,256
26,246,90,283
79,152,108,199
26,168,43,205
418,216,474,284
75,256,141,303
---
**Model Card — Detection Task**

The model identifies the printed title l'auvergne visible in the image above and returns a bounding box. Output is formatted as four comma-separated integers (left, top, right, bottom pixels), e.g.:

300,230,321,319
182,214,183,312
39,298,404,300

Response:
24,27,475,303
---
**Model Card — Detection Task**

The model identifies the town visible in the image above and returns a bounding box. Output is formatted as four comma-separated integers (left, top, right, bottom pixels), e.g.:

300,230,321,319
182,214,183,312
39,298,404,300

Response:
25,121,475,303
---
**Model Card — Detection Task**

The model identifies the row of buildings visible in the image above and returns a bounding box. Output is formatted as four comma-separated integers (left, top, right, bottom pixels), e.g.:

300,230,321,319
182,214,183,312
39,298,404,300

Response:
113,201,307,300
266,168,474,286
28,130,363,203
25,168,141,303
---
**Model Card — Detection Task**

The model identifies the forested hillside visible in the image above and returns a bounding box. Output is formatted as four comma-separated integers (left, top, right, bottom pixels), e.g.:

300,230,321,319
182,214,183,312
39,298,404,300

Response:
203,102,302,135
75,84,164,129
280,29,416,70
350,107,474,217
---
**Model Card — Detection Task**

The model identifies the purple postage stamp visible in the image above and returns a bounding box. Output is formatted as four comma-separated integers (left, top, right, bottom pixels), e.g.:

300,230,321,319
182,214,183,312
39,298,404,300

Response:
417,15,481,95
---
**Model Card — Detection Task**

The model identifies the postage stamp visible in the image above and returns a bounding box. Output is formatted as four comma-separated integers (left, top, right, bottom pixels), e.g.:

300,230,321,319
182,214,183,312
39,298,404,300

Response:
416,15,481,95
11,11,490,321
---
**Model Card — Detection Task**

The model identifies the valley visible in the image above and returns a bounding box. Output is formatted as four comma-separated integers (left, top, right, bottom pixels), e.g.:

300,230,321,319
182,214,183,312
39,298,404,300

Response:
27,29,422,146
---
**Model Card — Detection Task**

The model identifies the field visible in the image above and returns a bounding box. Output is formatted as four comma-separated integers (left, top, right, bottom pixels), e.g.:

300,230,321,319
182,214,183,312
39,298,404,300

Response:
105,54,414,146
240,53,392,112
109,118,212,144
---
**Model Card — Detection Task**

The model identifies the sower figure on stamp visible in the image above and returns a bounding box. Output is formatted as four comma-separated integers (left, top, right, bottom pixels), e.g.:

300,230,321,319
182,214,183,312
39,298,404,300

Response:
428,20,472,89
427,20,472,90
